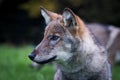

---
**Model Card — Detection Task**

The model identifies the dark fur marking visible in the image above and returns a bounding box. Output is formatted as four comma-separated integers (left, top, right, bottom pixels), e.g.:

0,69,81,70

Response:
36,56,57,64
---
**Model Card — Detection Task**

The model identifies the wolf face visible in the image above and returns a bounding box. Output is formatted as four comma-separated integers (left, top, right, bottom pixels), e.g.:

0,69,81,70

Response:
28,7,103,66
28,7,88,64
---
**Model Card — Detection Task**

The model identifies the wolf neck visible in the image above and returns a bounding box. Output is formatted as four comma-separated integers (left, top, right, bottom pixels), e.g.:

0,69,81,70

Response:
58,36,96,71
58,26,105,74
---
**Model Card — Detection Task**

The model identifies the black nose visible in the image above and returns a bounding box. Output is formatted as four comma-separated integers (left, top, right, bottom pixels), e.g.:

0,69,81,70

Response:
28,52,36,60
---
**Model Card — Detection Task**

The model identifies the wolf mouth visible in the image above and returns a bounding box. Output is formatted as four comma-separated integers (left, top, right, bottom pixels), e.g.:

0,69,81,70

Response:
34,56,57,64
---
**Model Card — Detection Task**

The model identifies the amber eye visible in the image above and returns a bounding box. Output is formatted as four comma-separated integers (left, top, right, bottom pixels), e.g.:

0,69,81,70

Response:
50,35,60,41
48,35,60,41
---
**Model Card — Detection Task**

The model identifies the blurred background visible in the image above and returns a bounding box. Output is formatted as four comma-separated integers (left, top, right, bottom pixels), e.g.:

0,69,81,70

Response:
0,0,120,80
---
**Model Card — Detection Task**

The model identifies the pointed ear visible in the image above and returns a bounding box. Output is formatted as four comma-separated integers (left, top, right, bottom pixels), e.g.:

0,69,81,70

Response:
62,8,77,27
40,7,51,24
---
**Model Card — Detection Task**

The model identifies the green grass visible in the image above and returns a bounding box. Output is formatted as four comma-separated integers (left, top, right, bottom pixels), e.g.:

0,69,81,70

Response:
0,44,55,80
112,65,120,80
0,44,120,80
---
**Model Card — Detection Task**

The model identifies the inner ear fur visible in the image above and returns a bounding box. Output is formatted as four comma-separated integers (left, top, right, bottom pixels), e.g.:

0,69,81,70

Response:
62,8,77,27
40,7,51,24
40,7,61,25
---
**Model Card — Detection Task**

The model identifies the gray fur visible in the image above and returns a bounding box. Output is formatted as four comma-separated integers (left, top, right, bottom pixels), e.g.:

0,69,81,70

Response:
54,36,111,80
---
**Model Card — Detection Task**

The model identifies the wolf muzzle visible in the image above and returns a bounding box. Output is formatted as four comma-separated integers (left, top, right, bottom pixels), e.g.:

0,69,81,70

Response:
28,51,57,64
28,52,36,61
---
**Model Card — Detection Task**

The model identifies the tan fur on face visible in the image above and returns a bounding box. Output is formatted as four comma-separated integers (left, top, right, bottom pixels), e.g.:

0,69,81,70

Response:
36,8,94,62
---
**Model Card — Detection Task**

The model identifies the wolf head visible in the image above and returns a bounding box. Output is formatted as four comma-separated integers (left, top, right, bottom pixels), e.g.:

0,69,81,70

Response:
28,7,95,64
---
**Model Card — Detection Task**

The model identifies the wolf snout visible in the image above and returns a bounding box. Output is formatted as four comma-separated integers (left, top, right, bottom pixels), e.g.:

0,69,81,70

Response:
28,52,36,60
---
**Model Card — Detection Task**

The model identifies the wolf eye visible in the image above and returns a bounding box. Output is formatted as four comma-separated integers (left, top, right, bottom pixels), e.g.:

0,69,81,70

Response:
50,35,60,41
48,35,60,47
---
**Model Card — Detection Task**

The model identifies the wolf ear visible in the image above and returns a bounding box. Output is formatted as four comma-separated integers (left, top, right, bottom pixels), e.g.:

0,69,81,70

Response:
40,7,51,24
62,8,77,27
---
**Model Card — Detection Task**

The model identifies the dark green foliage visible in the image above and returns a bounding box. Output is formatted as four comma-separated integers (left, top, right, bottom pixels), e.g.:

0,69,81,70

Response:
0,0,120,44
